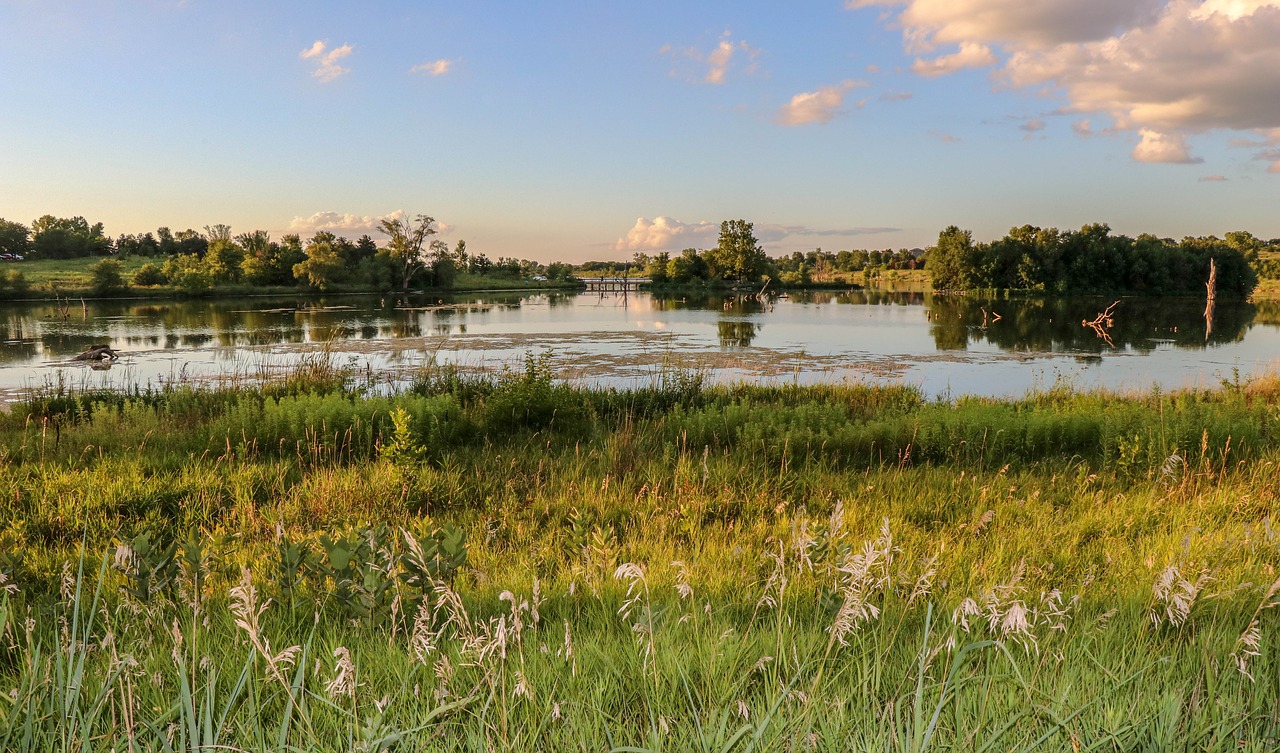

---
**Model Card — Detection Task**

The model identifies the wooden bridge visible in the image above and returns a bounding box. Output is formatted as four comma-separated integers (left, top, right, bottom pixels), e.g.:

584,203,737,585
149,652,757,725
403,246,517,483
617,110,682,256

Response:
581,277,649,293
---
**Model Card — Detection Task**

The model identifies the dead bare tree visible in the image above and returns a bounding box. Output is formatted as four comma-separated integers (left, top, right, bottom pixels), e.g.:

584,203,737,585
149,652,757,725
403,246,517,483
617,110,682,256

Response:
1205,258,1217,341
1082,300,1119,347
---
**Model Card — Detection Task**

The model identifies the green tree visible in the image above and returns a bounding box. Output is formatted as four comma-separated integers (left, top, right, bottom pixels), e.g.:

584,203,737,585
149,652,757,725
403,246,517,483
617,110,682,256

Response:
292,238,344,290
30,215,110,259
204,230,244,284
710,220,768,284
428,239,457,288
162,254,213,293
0,218,31,257
644,251,671,284
926,226,976,291
378,214,437,290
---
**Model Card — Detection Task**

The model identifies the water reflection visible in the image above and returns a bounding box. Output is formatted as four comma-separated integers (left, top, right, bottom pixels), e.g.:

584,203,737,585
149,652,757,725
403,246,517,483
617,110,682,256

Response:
0,290,1270,397
923,295,1252,353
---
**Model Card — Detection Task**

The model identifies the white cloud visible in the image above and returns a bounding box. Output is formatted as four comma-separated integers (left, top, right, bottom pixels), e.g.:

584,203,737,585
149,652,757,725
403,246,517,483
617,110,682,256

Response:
300,40,353,82
848,0,1164,49
614,217,717,251
853,0,1280,167
1191,0,1279,21
663,31,760,85
289,210,406,238
911,41,997,77
614,217,899,252
411,59,455,76
1132,128,1202,164
777,80,867,126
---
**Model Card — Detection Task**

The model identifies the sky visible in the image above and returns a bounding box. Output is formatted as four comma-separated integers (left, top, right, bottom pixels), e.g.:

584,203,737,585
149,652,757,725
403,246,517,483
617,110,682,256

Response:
1,0,1278,263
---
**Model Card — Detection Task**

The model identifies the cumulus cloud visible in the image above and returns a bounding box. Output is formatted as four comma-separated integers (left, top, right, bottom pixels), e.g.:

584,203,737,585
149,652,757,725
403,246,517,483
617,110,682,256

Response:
777,80,867,126
300,40,353,82
663,31,760,85
411,58,455,76
289,210,407,238
614,217,717,251
911,42,997,77
614,217,899,252
1132,129,1203,163
853,0,1280,166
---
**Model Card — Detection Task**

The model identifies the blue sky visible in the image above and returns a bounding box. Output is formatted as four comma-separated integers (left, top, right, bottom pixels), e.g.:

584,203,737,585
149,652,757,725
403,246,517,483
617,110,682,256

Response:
2,0,1278,262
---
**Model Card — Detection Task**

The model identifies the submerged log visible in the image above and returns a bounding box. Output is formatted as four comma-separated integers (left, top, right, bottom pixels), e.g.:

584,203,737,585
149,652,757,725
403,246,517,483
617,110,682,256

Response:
72,345,120,362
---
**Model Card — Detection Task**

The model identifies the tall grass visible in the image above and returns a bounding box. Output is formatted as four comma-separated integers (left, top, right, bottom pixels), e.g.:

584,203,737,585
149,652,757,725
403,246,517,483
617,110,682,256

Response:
1,369,1279,749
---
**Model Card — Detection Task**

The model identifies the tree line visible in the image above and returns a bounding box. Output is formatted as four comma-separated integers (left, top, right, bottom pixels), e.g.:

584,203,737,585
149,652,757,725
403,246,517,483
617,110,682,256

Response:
595,221,924,288
0,214,574,295
926,224,1270,296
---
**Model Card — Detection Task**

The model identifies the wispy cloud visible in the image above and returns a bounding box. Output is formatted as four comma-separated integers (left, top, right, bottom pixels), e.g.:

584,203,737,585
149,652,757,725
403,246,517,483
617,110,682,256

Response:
300,40,353,82
411,58,455,77
662,31,760,85
911,42,997,77
929,130,960,143
880,90,914,102
777,80,867,126
1198,174,1228,182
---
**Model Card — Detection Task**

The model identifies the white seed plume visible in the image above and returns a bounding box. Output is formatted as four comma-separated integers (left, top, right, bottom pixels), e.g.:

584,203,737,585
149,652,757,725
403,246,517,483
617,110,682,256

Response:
326,647,358,700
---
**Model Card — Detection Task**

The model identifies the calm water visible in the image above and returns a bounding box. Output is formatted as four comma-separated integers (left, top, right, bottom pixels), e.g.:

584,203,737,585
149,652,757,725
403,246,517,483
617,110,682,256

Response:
1,290,1277,401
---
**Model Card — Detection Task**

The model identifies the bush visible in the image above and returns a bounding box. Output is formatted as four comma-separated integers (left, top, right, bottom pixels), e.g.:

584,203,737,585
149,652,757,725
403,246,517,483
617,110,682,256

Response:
132,263,167,287
89,258,127,295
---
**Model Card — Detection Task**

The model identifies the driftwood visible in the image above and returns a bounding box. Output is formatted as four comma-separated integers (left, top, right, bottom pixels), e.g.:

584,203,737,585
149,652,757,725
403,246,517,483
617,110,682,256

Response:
72,344,120,362
1205,258,1217,341
1082,301,1119,347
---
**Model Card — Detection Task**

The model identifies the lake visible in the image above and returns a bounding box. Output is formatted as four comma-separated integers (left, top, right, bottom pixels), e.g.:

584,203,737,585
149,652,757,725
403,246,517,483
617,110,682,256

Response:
1,289,1277,402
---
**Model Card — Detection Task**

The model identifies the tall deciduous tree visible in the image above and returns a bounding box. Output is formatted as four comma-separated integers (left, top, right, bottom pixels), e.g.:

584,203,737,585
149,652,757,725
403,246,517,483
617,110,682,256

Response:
378,214,437,290
710,220,768,284
926,226,976,291
30,215,110,259
0,218,31,257
292,237,344,290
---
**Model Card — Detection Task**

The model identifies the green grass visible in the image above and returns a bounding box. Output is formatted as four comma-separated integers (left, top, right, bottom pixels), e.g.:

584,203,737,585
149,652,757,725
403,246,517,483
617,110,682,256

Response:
4,256,153,294
1,369,1279,749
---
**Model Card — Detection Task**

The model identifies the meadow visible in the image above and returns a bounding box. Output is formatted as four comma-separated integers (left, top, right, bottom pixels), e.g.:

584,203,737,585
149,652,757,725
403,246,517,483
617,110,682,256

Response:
0,357,1278,751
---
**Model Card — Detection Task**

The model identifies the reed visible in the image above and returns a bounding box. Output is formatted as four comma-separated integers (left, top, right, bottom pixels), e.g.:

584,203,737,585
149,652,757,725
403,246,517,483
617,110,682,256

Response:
1,368,1278,749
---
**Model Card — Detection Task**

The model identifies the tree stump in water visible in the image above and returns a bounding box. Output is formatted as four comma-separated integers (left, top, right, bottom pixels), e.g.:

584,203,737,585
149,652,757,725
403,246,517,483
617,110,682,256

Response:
72,345,120,361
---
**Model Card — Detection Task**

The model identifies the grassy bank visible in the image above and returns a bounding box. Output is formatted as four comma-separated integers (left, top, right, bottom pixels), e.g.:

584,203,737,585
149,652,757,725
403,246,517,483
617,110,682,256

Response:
1,258,581,300
1,367,1279,750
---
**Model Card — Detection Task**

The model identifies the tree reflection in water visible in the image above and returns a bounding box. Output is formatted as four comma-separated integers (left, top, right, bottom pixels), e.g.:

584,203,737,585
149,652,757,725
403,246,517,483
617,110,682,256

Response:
923,294,1253,353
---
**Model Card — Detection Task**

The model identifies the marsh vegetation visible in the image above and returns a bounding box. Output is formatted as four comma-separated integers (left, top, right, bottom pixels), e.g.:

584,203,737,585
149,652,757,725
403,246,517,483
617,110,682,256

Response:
1,358,1279,750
